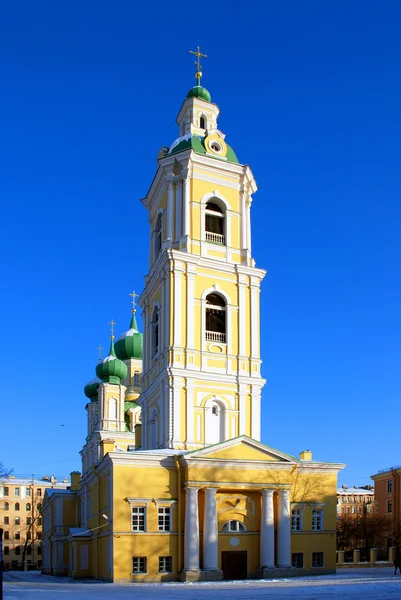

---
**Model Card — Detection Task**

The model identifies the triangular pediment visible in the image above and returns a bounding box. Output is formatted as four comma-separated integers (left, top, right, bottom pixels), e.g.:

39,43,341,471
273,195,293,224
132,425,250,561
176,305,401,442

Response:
185,436,297,463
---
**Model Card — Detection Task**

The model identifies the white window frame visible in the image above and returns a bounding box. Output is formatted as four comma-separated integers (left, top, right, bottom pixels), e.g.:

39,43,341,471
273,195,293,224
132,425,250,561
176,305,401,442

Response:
158,507,171,532
25,488,31,497
222,520,246,533
132,556,147,574
312,552,324,567
14,487,20,497
131,506,146,532
291,503,306,532
158,556,172,573
388,480,393,494
292,552,303,568
310,504,326,531
291,509,302,532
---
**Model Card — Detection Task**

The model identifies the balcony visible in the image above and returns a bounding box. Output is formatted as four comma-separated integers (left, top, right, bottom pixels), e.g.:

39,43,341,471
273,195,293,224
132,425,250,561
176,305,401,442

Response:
206,331,226,343
205,231,225,245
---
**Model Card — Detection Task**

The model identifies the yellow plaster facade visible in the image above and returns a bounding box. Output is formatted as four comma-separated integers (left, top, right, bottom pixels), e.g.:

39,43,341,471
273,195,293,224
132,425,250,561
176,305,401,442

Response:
42,80,344,583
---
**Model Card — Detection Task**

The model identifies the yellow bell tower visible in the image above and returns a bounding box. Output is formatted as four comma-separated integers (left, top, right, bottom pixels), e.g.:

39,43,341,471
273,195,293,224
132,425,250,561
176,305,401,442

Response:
138,52,266,450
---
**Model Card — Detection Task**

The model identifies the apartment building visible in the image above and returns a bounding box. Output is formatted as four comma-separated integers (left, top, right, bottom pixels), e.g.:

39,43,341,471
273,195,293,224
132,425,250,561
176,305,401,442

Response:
0,475,70,569
337,485,374,517
371,465,401,547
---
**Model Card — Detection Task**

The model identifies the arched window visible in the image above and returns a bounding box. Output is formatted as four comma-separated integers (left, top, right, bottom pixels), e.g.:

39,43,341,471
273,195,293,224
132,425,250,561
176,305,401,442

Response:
205,200,225,245
222,520,246,533
26,503,31,511
4,502,9,511
206,293,226,343
200,115,206,129
133,371,140,387
154,214,162,258
15,502,20,511
151,307,159,357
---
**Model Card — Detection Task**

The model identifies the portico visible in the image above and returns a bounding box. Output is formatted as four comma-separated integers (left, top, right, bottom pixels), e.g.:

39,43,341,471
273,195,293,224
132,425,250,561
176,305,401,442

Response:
180,482,292,582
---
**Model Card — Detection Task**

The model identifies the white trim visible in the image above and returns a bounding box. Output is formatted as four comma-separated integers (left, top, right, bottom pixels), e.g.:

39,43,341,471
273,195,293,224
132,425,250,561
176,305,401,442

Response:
173,266,182,347
166,180,174,241
186,379,195,445
175,179,182,240
239,384,246,436
251,387,261,441
238,282,246,356
250,283,259,358
183,176,190,238
187,267,195,349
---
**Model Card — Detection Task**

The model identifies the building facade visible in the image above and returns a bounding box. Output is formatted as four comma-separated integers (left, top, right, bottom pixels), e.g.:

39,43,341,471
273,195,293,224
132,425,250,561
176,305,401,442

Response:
337,485,374,517
42,71,345,582
371,466,401,547
0,475,70,570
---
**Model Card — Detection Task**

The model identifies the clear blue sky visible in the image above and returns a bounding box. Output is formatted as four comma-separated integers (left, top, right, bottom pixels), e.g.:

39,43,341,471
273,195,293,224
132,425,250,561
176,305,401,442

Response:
1,1,400,487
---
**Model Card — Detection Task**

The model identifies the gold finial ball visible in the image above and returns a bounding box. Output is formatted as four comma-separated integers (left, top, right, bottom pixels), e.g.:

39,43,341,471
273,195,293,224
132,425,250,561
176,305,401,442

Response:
196,70,202,80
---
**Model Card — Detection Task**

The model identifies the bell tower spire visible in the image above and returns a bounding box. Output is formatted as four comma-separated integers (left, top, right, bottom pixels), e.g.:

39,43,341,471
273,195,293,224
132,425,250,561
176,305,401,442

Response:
138,54,265,451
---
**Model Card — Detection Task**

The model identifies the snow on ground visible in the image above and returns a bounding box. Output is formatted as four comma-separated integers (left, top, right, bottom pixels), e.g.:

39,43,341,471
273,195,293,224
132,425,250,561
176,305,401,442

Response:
4,568,401,600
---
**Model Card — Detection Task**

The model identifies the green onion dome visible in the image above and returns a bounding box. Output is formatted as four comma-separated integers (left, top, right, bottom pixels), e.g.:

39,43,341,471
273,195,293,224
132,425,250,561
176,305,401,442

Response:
96,341,128,384
84,377,101,401
115,312,143,361
186,85,211,102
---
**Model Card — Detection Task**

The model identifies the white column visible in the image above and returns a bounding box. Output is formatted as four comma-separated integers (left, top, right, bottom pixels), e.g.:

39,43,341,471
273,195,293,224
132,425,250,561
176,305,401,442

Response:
240,190,247,250
184,487,200,571
203,488,218,570
187,267,195,349
175,179,182,240
167,180,174,241
277,489,291,567
183,176,190,238
260,489,275,568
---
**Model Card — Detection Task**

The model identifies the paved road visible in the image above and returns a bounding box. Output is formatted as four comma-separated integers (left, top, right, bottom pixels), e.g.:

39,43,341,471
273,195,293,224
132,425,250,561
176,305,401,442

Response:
4,568,401,600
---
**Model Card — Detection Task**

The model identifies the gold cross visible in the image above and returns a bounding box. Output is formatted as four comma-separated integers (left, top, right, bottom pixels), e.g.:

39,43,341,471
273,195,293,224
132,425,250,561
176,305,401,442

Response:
97,344,104,361
129,290,139,312
189,46,207,84
108,319,116,339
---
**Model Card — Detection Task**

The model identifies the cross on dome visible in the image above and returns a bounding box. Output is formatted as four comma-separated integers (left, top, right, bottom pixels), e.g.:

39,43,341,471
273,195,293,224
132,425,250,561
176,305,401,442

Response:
189,46,207,85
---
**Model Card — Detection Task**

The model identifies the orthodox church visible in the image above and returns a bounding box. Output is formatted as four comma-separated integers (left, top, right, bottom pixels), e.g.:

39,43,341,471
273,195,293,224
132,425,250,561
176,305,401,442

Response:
42,53,344,582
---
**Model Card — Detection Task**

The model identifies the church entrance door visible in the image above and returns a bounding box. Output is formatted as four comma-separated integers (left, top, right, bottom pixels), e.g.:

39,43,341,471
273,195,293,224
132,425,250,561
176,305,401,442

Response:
221,551,247,580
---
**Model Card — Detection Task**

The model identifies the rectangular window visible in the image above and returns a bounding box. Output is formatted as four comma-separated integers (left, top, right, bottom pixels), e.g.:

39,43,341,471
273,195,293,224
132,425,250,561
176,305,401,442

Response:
3,487,9,496
26,517,32,525
4,546,9,555
37,546,42,555
4,531,9,540
25,487,31,497
15,532,20,540
292,553,303,568
15,487,20,497
312,509,323,531
312,552,324,567
346,507,350,514
27,546,32,555
4,517,9,525
358,496,361,503
158,507,171,532
291,509,302,531
37,532,42,540
131,507,145,532
36,489,42,497
132,557,146,573
27,532,31,540
14,517,20,525
388,480,393,494
388,501,393,514
158,556,172,573
351,507,355,514
15,546,21,555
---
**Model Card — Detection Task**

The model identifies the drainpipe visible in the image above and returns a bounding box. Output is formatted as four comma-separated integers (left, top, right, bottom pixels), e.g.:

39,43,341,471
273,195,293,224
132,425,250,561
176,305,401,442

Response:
174,456,182,574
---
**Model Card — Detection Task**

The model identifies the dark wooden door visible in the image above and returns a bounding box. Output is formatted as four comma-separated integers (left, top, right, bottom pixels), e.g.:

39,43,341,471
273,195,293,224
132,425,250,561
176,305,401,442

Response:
221,551,247,580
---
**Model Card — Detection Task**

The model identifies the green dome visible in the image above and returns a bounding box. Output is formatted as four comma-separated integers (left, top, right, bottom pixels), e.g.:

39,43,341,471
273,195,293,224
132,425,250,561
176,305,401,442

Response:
115,313,143,361
84,377,101,401
186,86,211,102
96,341,128,384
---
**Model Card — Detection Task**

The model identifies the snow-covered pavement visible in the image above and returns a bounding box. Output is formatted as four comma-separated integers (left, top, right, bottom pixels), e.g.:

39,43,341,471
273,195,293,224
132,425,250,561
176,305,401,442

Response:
4,568,401,599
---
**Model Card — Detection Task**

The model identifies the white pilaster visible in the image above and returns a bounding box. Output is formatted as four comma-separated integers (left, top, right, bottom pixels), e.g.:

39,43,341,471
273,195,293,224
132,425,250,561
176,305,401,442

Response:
167,180,174,241
186,379,195,446
240,190,247,250
175,179,182,240
183,176,190,238
238,280,246,356
172,378,182,445
184,487,200,571
203,488,218,570
260,489,275,568
250,282,259,358
174,266,182,347
277,489,291,567
239,384,246,436
251,386,261,441
187,266,195,349
246,199,252,254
